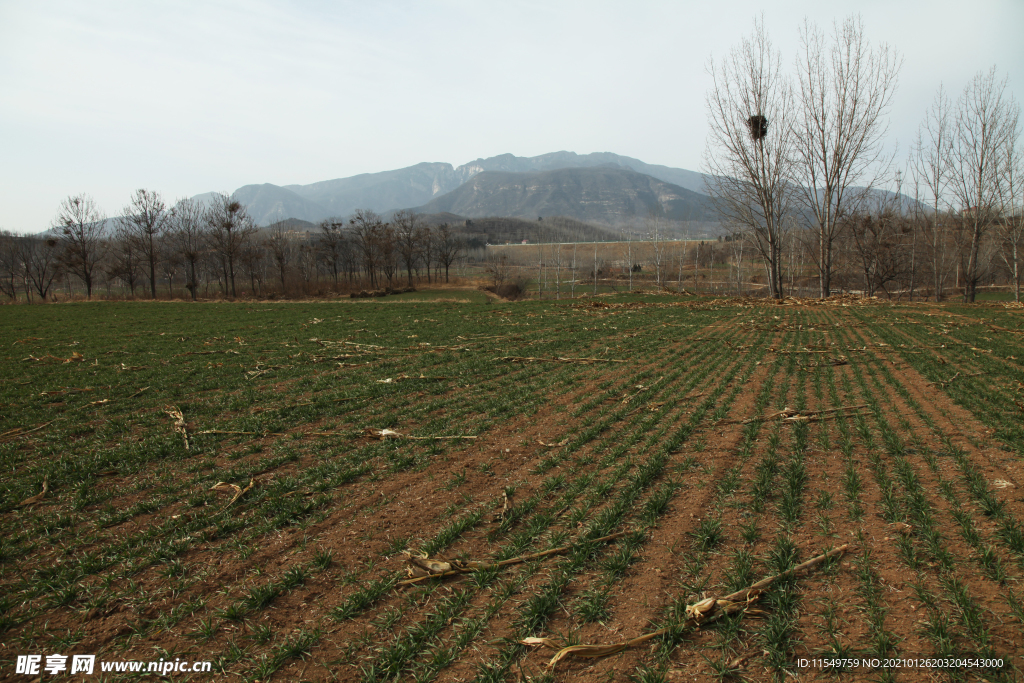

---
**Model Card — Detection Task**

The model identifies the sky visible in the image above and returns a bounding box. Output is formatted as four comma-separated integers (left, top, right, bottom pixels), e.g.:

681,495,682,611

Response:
1,0,1022,234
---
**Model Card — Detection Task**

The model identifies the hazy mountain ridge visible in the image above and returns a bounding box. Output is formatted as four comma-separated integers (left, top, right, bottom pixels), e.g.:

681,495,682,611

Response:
231,184,330,225
413,167,718,224
194,152,717,226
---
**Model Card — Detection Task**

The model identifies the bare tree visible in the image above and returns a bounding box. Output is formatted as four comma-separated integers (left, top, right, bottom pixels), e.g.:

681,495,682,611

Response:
486,250,512,289
946,67,1021,302
206,193,257,298
913,86,954,301
20,237,63,301
417,224,435,283
110,227,143,296
644,211,668,289
119,189,168,298
553,242,563,299
704,16,795,299
435,222,464,283
54,193,106,298
727,231,747,294
267,222,293,292
676,240,688,292
239,242,267,296
624,225,634,289
160,246,182,296
846,210,910,297
378,222,398,289
296,243,318,286
317,220,347,287
570,236,579,298
393,210,420,287
349,209,385,288
0,230,22,300
167,197,207,301
997,121,1024,302
794,15,901,298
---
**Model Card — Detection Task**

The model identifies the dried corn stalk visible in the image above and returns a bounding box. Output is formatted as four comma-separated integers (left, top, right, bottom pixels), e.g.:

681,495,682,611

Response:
210,478,255,508
523,544,848,668
21,352,85,364
493,490,513,522
166,407,190,450
398,530,633,586
18,476,49,507
0,421,54,444
364,427,477,441
741,405,867,425
497,356,624,364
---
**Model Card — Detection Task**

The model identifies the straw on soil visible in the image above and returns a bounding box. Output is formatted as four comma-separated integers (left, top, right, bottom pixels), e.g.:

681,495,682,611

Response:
18,476,49,507
497,356,626,364
364,427,477,441
211,478,255,508
523,544,849,668
0,421,55,444
165,407,190,450
397,530,633,586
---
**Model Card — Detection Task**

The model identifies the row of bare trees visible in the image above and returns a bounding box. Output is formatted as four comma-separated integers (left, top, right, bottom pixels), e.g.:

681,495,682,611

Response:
704,14,1022,302
1,195,466,302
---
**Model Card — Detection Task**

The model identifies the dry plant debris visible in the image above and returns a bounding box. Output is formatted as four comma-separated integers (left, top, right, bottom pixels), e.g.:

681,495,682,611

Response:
165,407,190,450
398,530,633,586
210,478,255,508
17,476,49,507
21,352,85,364
497,356,625,364
363,427,477,441
522,544,848,668
375,374,448,384
0,421,55,444
741,404,868,424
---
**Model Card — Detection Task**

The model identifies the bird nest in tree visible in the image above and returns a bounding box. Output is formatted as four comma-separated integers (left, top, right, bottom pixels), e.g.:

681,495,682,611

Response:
747,114,768,140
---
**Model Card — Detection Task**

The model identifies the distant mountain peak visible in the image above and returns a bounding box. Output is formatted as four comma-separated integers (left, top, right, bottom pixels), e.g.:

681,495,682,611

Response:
189,151,713,226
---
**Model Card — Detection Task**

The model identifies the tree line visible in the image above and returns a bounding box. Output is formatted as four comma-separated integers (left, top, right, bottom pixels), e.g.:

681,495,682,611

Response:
704,15,1022,302
0,195,466,302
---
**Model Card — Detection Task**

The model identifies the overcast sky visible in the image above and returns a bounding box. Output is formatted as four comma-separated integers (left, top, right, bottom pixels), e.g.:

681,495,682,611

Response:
1,0,1021,233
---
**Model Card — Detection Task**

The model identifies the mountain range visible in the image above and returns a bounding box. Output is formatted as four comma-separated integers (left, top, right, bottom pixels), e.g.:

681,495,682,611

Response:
193,152,716,227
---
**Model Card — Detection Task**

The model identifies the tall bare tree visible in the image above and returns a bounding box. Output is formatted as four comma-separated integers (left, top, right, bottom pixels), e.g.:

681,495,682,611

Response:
794,15,901,298
54,193,106,298
392,210,420,287
167,197,207,301
644,211,668,288
206,194,257,298
946,67,1021,302
0,231,22,300
239,242,267,296
435,222,463,283
997,119,1023,302
119,189,168,298
317,220,347,286
378,222,398,289
267,222,293,291
349,209,386,288
417,224,435,283
109,228,142,296
704,16,795,299
20,237,63,301
913,86,954,301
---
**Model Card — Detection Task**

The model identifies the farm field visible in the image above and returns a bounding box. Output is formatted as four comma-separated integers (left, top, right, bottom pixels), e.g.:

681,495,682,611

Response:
1,294,1023,682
